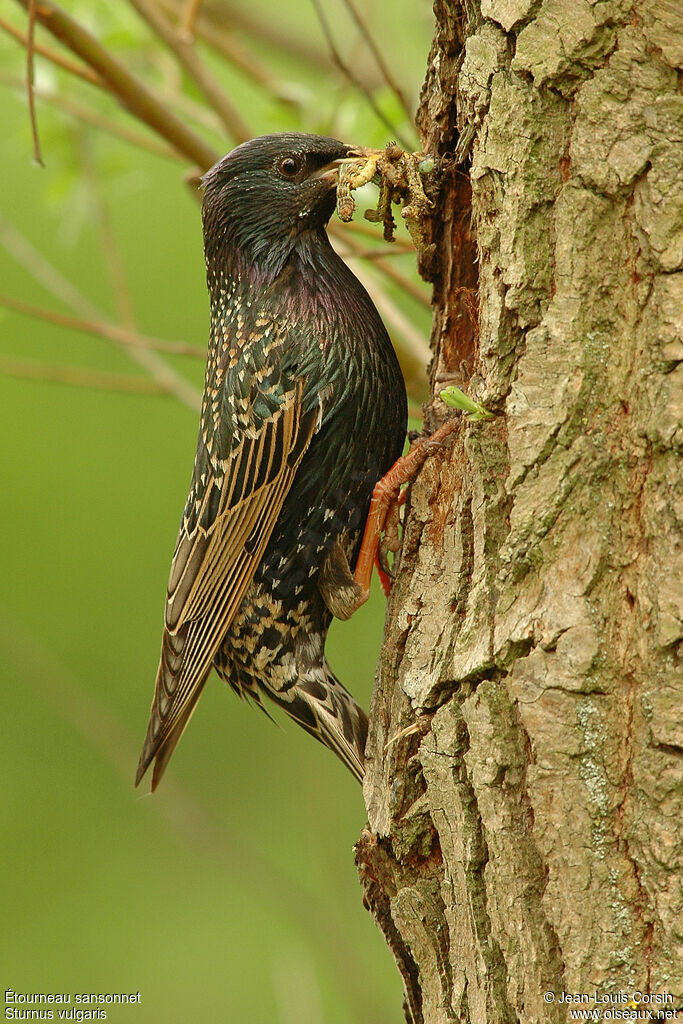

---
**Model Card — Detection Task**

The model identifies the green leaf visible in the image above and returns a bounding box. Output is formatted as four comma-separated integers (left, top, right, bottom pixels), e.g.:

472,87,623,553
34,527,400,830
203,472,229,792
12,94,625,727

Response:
440,385,494,421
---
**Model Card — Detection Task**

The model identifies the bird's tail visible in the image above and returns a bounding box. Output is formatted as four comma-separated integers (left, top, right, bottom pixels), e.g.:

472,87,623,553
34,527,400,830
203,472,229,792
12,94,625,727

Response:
266,663,368,783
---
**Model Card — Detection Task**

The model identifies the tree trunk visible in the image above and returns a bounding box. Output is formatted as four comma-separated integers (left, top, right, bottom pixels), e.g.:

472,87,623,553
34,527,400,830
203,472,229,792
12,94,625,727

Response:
356,1,682,1021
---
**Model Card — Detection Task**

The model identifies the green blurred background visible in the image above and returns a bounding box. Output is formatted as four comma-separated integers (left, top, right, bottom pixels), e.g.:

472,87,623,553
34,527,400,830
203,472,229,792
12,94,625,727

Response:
0,3,433,1020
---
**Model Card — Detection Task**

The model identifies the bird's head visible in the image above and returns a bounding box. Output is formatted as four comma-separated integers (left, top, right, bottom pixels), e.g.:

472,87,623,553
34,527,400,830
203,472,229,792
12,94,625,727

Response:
201,132,351,280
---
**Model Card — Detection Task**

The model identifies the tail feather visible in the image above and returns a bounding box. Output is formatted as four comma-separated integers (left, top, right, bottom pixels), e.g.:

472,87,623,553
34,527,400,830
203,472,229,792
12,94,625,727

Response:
135,622,211,790
135,678,208,791
266,664,368,782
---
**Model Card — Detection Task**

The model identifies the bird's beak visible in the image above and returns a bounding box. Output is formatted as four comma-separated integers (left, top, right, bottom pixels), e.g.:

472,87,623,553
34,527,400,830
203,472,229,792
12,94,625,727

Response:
309,157,349,187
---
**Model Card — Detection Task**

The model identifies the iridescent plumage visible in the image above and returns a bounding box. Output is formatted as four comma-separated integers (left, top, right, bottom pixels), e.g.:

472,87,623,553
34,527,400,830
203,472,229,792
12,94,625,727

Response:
136,133,407,790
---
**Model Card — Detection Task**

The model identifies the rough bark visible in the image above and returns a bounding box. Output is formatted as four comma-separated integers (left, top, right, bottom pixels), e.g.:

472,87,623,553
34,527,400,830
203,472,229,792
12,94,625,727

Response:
357,1,682,1021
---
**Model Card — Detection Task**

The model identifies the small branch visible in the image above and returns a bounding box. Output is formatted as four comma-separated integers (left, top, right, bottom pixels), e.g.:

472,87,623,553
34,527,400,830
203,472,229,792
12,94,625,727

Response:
0,73,181,161
0,357,168,395
341,247,408,261
310,0,413,149
0,214,101,318
82,129,204,411
0,216,202,412
178,0,203,40
159,0,312,97
339,0,414,124
164,0,332,73
172,12,279,93
360,253,430,309
10,0,219,170
127,0,249,142
0,293,205,358
170,89,224,136
0,14,100,85
26,0,44,165
162,0,399,108
79,128,136,328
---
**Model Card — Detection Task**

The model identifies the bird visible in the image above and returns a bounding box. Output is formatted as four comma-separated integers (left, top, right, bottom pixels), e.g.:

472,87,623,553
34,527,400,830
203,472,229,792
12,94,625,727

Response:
135,132,407,791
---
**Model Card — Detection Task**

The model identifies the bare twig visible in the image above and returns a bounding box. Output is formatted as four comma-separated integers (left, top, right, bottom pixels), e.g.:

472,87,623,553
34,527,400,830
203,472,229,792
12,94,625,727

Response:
0,216,202,411
179,0,204,40
310,0,412,149
160,0,307,95
163,0,332,74
78,129,136,327
163,83,224,136
116,345,201,410
178,16,277,93
26,0,44,165
85,129,205,411
341,246,406,261
127,0,249,142
371,254,431,307
0,216,101,317
0,14,100,85
0,357,169,395
0,293,204,357
0,73,181,160
10,0,219,170
339,0,414,123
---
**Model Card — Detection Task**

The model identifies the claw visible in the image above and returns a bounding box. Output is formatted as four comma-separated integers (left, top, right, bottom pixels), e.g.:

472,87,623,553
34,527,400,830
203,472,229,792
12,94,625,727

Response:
354,419,459,599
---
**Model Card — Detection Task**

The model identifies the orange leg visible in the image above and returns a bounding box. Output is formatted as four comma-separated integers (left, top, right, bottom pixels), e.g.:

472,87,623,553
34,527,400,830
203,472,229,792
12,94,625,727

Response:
355,419,458,597
374,553,392,597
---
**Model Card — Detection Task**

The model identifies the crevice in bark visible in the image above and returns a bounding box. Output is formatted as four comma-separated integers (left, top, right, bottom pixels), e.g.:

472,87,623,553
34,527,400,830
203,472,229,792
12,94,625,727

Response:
415,1,480,411
451,493,474,624
429,173,479,404
650,742,683,759
509,699,569,986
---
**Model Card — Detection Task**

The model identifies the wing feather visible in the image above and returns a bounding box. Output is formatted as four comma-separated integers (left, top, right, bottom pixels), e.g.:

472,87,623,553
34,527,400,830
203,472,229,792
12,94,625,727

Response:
136,377,319,789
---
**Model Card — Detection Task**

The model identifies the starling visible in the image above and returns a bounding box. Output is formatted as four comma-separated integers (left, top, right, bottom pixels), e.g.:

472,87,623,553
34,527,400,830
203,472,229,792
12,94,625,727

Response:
135,132,407,791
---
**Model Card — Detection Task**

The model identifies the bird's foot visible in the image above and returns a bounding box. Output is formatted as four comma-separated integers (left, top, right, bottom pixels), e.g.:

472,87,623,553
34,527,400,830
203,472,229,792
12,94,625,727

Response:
375,496,402,596
354,419,459,598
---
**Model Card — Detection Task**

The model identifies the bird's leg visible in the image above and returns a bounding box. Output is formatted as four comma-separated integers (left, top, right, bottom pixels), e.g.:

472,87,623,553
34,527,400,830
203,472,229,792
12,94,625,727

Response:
376,496,402,596
375,488,408,596
354,418,459,600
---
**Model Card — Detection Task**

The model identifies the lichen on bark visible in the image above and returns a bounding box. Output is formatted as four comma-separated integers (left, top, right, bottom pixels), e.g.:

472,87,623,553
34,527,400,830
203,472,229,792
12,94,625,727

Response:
357,0,682,1020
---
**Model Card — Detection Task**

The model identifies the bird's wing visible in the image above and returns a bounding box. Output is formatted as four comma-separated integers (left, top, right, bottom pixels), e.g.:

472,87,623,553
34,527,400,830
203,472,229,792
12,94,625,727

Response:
136,365,320,790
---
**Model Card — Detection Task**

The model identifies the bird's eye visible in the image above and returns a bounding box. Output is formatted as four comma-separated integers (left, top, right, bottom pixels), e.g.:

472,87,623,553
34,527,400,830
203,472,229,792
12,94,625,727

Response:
278,156,300,178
